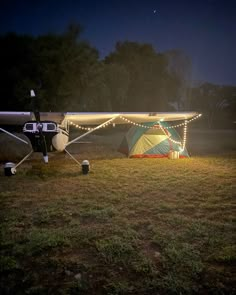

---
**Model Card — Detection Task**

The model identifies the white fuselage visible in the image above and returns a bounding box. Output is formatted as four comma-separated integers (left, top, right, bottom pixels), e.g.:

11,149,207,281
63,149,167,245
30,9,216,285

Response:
23,121,69,152
51,128,69,151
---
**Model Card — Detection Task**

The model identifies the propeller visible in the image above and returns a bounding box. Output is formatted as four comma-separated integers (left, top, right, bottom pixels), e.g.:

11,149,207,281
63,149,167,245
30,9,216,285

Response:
31,90,48,163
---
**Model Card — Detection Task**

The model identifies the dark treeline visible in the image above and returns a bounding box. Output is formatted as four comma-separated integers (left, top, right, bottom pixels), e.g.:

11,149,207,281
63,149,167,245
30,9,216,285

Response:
0,24,235,128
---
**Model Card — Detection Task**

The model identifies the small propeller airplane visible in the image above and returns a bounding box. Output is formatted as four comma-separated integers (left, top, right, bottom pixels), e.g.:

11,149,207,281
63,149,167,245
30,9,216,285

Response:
0,90,201,175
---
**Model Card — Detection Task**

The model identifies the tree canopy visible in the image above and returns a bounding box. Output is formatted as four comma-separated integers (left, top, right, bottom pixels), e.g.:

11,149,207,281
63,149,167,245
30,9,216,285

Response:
0,25,235,128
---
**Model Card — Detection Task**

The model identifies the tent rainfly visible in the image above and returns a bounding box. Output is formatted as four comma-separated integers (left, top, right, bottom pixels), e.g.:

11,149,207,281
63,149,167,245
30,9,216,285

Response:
118,122,189,158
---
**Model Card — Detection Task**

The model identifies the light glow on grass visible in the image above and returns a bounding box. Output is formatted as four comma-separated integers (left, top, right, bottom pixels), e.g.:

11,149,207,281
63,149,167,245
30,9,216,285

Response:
0,152,235,294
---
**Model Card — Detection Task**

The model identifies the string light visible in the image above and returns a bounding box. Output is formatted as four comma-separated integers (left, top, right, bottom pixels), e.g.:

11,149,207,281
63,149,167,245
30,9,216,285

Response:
118,115,202,148
158,123,182,145
69,119,116,131
69,121,92,131
181,119,188,150
68,113,202,151
118,114,202,130
164,114,202,129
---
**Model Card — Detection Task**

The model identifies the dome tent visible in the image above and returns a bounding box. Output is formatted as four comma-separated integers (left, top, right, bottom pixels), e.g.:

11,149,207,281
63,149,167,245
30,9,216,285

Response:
118,122,189,158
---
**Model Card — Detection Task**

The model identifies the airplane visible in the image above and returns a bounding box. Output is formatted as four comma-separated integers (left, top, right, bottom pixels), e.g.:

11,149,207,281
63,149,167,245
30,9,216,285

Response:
0,92,201,176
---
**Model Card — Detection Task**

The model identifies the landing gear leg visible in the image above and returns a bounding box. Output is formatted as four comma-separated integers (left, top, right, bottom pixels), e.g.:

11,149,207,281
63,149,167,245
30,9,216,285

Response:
3,150,33,176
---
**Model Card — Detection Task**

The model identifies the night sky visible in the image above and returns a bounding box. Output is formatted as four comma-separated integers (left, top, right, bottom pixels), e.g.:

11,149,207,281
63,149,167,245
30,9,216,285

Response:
0,0,235,85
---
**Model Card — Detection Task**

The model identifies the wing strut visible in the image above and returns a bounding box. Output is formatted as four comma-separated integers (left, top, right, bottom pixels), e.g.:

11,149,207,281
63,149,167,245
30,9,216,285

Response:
64,116,118,165
0,128,29,145
64,149,81,165
14,150,34,170
0,127,33,176
66,116,118,147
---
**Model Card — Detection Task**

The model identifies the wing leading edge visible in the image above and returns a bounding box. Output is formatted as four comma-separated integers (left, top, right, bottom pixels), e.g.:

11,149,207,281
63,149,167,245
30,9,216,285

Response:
0,112,65,125
65,112,199,125
0,112,36,125
0,111,199,126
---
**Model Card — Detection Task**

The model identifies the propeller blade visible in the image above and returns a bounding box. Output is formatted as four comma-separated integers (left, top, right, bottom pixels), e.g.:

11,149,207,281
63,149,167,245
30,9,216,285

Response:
34,111,40,122
31,90,40,121
30,90,48,163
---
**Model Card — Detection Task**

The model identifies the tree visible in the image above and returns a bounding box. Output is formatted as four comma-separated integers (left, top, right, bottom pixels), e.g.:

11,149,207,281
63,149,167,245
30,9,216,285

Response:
105,41,182,111
0,24,101,111
164,49,192,110
101,63,129,111
34,24,100,111
189,83,236,128
0,33,37,110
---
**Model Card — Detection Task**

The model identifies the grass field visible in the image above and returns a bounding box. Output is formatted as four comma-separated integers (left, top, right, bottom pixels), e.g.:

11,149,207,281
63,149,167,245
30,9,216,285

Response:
0,129,236,294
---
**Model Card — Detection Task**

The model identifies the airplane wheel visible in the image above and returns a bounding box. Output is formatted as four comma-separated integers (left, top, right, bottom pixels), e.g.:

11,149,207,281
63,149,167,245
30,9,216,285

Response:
4,162,16,176
82,160,90,175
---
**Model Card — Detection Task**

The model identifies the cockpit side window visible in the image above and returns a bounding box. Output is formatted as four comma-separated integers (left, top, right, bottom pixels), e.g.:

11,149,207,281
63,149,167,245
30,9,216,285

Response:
25,123,34,130
46,123,57,131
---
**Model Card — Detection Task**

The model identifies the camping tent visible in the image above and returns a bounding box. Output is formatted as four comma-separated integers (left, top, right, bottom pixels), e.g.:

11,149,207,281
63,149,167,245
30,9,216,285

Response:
118,122,189,158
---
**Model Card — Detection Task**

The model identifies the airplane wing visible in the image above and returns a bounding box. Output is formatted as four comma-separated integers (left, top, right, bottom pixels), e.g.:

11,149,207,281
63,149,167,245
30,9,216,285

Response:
0,112,65,125
65,112,199,125
0,111,199,126
0,112,34,125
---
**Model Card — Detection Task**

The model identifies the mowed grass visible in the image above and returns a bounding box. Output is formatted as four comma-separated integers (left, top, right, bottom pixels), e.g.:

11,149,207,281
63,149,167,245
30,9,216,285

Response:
0,152,236,294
